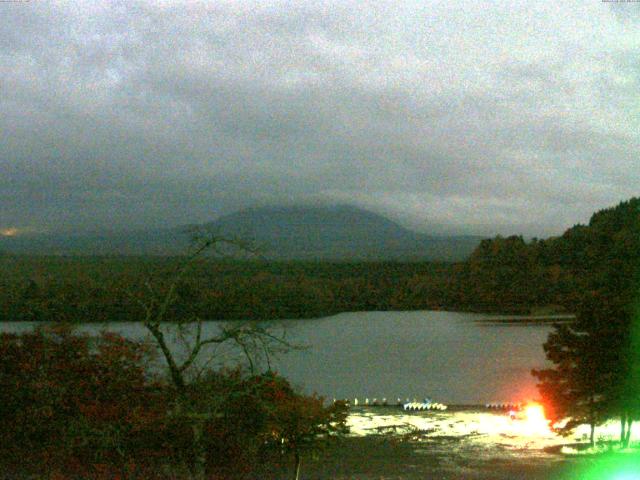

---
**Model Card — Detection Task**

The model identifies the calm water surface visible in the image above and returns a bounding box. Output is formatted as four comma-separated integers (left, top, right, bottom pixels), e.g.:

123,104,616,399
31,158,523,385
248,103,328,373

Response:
0,311,554,404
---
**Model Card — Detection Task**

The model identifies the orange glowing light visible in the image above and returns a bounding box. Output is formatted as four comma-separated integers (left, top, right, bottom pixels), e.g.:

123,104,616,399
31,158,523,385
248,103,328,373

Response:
0,228,18,237
523,403,549,434
525,403,545,422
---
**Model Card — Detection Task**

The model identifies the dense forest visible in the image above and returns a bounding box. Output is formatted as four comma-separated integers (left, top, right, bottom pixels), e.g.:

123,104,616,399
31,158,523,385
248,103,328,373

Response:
1,198,638,322
458,196,640,312
531,198,640,447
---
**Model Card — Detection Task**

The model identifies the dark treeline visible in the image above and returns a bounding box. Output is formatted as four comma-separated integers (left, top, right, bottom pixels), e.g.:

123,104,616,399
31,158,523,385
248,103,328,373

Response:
0,258,458,322
459,197,640,314
531,198,640,447
1,198,639,321
0,325,348,479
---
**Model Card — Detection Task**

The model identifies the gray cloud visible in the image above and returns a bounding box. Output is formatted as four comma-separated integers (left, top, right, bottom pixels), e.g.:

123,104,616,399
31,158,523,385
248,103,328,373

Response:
1,0,639,236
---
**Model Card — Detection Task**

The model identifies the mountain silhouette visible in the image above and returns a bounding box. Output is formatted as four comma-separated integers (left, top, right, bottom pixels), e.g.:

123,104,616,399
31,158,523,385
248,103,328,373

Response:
1,205,483,261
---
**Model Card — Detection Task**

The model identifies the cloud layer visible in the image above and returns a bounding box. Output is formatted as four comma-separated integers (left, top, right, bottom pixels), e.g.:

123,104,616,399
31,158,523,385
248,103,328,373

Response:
2,0,639,236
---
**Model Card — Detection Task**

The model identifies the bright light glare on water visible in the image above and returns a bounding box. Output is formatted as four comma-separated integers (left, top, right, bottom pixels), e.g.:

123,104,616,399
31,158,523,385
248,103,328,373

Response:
524,403,550,435
348,408,559,444
348,408,640,478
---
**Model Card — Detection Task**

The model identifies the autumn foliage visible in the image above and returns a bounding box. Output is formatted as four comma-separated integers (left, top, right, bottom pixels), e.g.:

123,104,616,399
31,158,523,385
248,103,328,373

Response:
0,327,348,479
0,325,169,478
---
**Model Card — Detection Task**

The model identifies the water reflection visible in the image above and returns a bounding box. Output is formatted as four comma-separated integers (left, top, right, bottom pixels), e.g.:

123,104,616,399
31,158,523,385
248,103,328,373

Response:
0,310,554,404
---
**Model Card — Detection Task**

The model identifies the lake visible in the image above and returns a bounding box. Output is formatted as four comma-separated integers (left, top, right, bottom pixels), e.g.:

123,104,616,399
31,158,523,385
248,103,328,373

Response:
0,310,556,405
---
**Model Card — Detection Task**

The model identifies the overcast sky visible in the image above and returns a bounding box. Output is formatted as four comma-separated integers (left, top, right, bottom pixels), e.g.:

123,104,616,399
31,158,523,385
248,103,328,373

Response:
1,0,639,237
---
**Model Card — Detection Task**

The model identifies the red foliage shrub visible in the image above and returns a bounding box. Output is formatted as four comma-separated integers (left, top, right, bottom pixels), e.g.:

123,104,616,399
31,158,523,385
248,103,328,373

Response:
0,325,170,478
0,329,349,479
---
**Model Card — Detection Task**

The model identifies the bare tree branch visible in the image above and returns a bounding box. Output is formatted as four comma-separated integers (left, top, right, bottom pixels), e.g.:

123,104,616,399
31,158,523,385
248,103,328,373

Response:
125,232,295,396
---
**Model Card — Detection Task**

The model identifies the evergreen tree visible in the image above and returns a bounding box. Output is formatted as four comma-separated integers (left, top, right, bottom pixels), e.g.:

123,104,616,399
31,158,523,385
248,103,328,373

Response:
534,256,640,447
532,304,611,446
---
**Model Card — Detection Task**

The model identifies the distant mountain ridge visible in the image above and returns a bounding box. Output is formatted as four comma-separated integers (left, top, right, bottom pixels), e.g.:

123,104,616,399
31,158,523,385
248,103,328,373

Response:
0,205,484,261
207,205,483,261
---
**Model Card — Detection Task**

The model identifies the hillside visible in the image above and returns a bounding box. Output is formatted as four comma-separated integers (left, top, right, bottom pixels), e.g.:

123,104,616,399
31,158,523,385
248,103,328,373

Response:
207,205,482,261
451,197,640,313
0,205,483,261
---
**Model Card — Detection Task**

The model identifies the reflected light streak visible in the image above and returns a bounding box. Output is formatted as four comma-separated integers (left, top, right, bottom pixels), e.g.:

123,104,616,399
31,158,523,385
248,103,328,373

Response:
523,402,550,435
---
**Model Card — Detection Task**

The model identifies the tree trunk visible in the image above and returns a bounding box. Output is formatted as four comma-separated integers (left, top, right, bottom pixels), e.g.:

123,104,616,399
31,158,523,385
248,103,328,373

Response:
191,421,207,480
623,418,633,448
146,322,186,391
293,451,301,480
621,412,628,446
588,397,595,447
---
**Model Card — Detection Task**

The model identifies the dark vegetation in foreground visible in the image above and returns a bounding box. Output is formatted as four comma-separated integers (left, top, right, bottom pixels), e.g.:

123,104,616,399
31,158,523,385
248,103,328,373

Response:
0,325,348,479
1,198,639,321
533,198,640,449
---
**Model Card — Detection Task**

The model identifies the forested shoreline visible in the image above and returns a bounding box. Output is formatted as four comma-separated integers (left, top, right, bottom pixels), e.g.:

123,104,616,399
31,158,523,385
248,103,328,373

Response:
1,198,639,323
0,256,560,323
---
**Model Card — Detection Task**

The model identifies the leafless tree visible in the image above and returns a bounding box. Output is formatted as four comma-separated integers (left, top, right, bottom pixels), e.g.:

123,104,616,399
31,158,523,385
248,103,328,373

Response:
128,229,293,479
